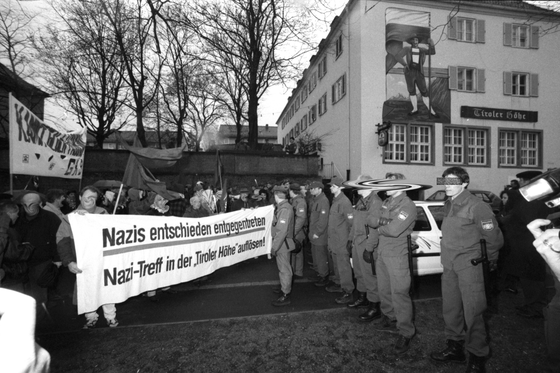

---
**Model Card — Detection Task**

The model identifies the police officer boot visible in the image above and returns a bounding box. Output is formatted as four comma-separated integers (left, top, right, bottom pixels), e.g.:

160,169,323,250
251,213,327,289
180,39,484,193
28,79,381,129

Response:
430,339,466,363
465,353,486,373
358,302,381,322
347,292,370,309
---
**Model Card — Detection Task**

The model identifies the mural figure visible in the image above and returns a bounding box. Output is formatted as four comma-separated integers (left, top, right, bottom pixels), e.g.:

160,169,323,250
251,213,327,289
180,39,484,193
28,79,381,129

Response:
396,36,439,117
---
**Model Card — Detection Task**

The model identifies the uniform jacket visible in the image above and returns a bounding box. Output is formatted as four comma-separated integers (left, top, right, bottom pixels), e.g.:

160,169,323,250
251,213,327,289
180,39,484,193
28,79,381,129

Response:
376,193,417,257
56,206,107,266
327,192,354,249
272,199,294,254
290,195,307,242
351,192,382,251
308,192,330,245
441,190,503,271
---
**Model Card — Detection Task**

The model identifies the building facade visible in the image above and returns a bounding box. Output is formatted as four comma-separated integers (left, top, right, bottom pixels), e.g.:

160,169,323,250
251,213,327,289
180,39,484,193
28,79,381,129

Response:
276,0,560,195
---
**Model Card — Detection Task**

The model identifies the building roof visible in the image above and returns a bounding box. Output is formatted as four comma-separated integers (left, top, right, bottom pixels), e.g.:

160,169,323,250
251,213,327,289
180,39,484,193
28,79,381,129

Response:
0,62,49,97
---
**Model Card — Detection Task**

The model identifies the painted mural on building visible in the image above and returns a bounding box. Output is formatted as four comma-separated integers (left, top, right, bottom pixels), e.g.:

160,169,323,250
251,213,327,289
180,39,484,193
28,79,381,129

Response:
384,7,450,123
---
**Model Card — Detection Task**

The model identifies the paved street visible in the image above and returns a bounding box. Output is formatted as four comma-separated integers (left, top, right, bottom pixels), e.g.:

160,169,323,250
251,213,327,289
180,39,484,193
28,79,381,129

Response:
38,254,442,334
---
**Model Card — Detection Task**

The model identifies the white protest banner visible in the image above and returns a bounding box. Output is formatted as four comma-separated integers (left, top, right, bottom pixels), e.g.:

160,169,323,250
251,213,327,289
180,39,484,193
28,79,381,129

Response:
70,206,274,314
9,93,86,179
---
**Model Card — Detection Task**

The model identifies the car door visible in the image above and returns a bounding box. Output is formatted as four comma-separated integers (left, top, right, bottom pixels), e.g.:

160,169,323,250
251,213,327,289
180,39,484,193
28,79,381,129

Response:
410,203,444,276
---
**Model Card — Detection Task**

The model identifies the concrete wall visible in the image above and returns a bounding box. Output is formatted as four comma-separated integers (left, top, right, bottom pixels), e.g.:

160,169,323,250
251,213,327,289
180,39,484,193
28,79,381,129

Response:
0,148,320,192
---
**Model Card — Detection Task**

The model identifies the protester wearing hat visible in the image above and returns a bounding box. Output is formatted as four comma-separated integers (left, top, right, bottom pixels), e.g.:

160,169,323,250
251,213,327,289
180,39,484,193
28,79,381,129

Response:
501,169,550,320
324,176,354,304
347,175,384,321
56,185,119,329
270,185,295,306
369,172,417,354
396,35,439,118
229,186,251,211
289,183,307,278
13,191,62,313
308,181,331,286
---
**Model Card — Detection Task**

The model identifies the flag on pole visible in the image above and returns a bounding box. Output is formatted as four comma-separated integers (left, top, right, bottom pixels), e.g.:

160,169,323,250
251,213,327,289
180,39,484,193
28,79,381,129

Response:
118,132,182,201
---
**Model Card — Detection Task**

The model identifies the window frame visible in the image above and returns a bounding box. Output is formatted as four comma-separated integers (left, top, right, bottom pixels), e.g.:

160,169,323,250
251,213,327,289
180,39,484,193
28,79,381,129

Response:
449,66,485,93
309,104,317,125
503,71,538,97
318,92,327,116
332,73,347,104
383,123,435,165
318,56,327,79
457,17,475,42
442,125,491,167
498,128,542,168
335,33,343,58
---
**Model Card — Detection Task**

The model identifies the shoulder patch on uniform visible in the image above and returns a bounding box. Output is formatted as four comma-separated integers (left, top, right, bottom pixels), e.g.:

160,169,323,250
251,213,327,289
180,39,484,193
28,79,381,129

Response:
347,213,353,219
279,219,286,224
481,220,494,231
299,208,305,212
321,210,326,214
397,211,409,221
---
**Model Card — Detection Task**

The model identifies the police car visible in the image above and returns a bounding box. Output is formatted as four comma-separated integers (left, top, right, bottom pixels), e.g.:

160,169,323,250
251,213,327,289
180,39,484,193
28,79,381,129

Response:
411,200,445,276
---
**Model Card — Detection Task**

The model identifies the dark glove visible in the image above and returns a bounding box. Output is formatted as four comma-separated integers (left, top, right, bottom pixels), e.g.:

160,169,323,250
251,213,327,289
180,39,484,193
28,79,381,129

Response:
379,217,392,226
363,250,373,264
346,240,353,257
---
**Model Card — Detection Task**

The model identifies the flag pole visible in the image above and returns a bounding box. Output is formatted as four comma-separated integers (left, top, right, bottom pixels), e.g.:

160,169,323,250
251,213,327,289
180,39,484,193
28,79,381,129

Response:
428,14,432,118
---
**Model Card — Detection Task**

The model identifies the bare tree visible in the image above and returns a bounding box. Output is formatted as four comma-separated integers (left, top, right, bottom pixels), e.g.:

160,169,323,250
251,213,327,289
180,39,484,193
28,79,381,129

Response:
0,0,43,137
34,0,131,149
185,0,315,150
98,0,162,147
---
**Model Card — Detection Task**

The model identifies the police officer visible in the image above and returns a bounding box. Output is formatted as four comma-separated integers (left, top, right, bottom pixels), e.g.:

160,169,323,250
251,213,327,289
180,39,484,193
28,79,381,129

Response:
308,181,330,286
347,175,383,321
325,176,354,303
369,172,417,354
430,167,503,372
289,183,307,278
271,186,295,307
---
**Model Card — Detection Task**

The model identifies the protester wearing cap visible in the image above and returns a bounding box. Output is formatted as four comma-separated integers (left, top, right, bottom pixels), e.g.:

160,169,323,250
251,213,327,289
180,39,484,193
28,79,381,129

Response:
347,175,383,322
270,185,295,306
324,176,355,304
308,181,331,286
502,169,550,320
289,183,307,278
